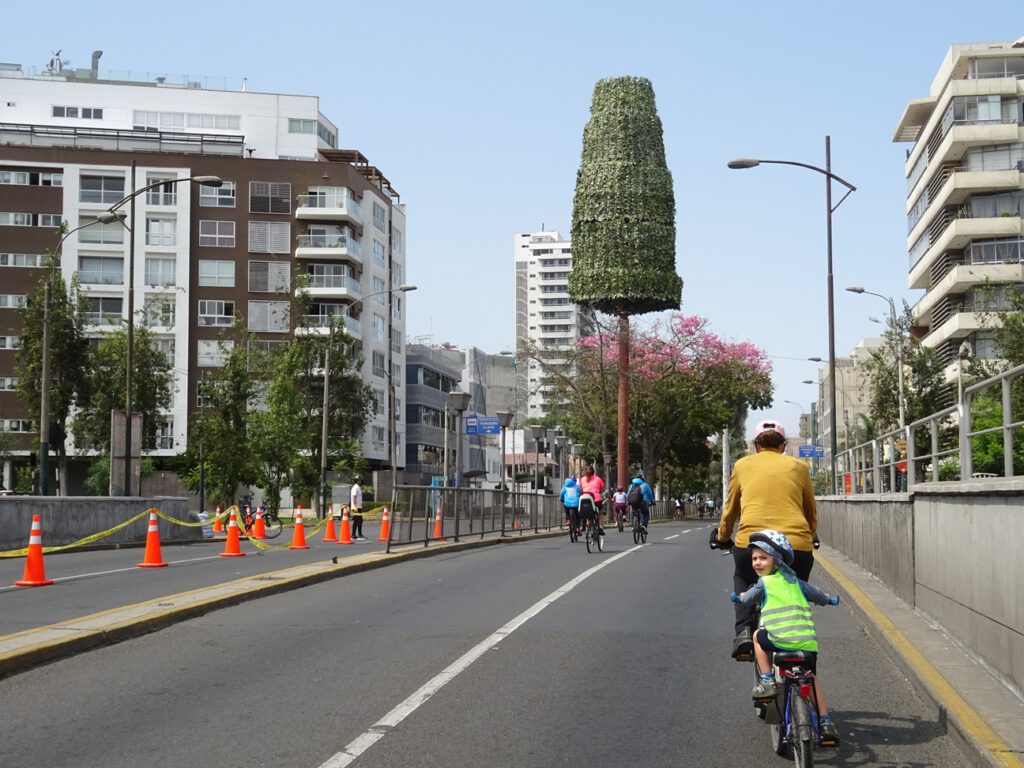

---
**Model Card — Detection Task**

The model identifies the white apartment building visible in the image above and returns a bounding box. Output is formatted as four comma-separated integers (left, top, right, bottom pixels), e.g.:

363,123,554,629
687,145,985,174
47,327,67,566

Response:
894,39,1024,380
0,52,406,487
513,230,595,421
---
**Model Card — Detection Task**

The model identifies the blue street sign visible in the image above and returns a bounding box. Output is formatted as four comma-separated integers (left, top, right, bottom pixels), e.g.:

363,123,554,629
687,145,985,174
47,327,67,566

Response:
465,416,501,435
798,444,825,458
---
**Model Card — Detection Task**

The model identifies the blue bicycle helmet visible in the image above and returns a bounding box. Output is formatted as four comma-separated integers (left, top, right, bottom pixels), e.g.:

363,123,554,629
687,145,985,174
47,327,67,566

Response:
630,477,643,486
749,529,794,566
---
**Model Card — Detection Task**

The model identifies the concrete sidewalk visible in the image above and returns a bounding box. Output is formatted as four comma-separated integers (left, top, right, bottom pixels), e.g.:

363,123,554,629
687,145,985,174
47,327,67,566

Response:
817,545,1024,768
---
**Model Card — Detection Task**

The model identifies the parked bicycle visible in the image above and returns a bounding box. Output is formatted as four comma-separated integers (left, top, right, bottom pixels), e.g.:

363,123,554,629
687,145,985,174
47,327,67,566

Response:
241,506,284,539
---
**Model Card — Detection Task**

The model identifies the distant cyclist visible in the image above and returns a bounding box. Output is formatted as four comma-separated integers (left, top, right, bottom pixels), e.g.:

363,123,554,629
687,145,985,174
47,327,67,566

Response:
560,476,581,532
628,475,654,533
612,486,629,526
712,420,817,661
578,465,606,533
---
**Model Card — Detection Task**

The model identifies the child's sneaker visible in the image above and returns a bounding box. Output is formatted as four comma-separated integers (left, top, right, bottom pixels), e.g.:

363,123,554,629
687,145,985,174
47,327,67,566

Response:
752,675,777,700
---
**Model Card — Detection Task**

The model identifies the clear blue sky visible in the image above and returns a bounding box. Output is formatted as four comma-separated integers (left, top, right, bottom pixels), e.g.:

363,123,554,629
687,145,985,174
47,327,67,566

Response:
5,3,1017,435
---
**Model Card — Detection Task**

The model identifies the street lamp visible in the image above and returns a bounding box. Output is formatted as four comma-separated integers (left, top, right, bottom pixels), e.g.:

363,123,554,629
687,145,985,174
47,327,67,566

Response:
318,284,416,517
37,213,126,496
449,390,471,541
495,410,514,535
847,286,906,429
555,435,569,490
729,138,857,494
529,424,547,532
105,165,222,496
499,350,519,483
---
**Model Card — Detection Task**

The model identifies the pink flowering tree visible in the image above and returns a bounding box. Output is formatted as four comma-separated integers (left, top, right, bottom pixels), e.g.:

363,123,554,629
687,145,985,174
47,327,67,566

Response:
546,314,772,482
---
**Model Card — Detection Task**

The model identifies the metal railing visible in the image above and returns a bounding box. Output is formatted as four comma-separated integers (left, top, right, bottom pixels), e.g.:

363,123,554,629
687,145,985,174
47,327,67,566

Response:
386,486,565,551
837,361,1024,494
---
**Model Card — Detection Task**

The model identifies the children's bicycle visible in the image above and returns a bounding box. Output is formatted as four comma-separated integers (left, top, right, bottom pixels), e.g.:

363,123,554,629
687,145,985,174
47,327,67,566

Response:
755,650,834,767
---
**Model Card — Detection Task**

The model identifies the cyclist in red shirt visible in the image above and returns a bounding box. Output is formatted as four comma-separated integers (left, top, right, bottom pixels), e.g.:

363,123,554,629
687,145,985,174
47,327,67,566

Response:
578,465,606,532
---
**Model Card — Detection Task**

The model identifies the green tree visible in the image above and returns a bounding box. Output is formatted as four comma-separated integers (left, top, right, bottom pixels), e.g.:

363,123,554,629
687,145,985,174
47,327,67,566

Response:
15,253,91,492
71,324,173,455
569,76,682,489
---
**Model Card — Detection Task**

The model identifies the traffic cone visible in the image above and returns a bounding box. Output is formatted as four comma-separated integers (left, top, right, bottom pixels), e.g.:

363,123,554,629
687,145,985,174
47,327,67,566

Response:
137,510,168,568
337,505,353,544
323,505,337,542
289,507,310,550
432,504,445,541
218,511,246,557
15,515,53,587
377,506,391,541
212,505,223,533
252,506,266,539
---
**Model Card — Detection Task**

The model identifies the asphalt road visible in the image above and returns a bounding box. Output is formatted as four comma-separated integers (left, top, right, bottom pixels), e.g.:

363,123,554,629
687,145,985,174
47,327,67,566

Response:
0,522,967,767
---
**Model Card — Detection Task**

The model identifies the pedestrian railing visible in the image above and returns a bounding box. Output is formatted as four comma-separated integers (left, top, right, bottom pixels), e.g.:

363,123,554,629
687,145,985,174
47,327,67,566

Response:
386,486,564,552
837,360,1024,494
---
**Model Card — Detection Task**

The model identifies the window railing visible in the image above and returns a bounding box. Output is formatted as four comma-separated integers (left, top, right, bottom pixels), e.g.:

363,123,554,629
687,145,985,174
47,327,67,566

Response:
296,192,362,218
296,234,361,256
308,274,361,291
78,270,123,285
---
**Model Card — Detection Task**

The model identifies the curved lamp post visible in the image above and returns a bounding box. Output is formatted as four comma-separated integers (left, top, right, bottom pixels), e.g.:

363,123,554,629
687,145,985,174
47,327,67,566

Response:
105,167,222,495
529,424,546,532
847,286,905,429
729,139,857,494
496,410,514,535
448,390,472,540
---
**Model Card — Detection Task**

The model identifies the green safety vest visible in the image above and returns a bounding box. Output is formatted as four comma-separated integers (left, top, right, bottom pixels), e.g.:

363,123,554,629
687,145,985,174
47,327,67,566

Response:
760,571,818,652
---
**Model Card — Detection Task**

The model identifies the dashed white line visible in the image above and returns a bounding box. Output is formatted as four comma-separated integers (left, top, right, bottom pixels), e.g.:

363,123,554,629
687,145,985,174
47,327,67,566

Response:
664,534,680,540
317,544,645,768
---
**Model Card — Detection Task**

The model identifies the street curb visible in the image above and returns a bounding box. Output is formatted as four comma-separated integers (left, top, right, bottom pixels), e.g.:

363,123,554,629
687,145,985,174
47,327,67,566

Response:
816,550,1023,768
0,528,564,680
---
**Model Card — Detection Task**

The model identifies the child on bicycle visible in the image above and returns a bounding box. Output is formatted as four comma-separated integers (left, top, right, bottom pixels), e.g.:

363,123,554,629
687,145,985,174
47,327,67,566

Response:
730,529,841,745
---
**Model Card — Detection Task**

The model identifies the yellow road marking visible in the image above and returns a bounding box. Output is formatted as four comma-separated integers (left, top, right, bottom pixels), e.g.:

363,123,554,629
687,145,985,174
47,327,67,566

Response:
817,553,1023,768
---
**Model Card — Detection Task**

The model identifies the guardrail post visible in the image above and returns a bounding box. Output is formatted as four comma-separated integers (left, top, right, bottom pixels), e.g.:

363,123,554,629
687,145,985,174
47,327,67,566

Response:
871,440,881,494
906,425,916,491
961,389,973,481
1003,378,1014,478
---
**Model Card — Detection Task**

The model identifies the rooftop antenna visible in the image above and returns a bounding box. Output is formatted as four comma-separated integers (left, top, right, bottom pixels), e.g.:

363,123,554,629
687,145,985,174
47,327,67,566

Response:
47,49,65,74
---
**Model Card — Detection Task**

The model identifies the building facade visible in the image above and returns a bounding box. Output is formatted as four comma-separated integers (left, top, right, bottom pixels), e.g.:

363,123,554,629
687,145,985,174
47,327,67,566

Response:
894,39,1024,380
0,54,407,490
513,230,595,422
814,338,882,456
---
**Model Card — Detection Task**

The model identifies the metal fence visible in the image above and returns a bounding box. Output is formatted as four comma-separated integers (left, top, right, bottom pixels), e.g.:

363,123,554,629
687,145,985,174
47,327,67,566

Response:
837,361,1024,494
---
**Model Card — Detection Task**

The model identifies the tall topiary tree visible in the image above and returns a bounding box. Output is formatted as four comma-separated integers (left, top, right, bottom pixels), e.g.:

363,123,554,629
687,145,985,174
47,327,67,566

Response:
569,76,682,488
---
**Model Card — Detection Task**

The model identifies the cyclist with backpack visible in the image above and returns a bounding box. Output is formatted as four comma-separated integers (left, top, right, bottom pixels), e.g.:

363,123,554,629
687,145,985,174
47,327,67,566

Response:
559,476,581,533
628,474,655,533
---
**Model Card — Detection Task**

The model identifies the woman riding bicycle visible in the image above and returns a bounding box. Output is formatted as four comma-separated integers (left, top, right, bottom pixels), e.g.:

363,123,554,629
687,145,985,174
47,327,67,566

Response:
712,420,817,660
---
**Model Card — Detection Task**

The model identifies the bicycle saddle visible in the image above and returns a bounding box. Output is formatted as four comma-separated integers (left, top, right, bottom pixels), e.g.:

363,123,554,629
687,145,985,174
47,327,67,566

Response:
772,650,817,668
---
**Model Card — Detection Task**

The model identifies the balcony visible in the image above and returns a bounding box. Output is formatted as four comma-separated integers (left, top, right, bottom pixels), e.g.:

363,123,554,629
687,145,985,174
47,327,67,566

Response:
909,215,1022,289
908,168,1021,244
301,273,361,300
296,192,362,226
920,310,985,350
295,233,361,265
298,313,362,339
913,263,1024,325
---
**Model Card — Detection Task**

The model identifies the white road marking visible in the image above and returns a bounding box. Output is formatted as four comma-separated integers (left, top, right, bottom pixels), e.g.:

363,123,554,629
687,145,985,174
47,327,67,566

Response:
317,544,645,768
664,534,680,540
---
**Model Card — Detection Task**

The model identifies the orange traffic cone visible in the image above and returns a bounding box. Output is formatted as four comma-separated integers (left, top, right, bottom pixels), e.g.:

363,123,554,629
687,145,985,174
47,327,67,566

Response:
289,507,309,550
252,506,266,539
137,510,168,568
323,505,337,542
212,505,223,533
377,506,391,541
432,504,445,541
15,515,53,587
337,505,354,544
218,511,246,557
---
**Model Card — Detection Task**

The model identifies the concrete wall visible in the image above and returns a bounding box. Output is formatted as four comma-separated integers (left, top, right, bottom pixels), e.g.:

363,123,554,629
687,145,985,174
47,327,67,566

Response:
818,479,1024,699
0,497,200,551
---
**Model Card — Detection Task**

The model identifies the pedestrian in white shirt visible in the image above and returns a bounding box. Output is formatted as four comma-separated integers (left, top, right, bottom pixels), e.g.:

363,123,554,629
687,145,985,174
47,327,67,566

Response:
350,477,365,540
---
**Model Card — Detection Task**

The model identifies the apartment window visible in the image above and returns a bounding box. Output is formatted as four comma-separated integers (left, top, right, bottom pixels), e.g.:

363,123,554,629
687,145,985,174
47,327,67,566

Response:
249,182,291,214
78,216,124,244
144,256,176,286
0,253,44,267
0,376,17,390
2,419,32,433
199,220,235,247
154,418,174,450
0,212,61,227
288,118,316,134
0,336,20,349
372,240,386,268
248,261,290,292
198,300,234,327
373,277,386,303
0,294,26,308
53,106,103,119
143,298,175,327
964,143,1024,173
247,300,290,332
317,122,336,147
391,328,401,354
393,228,403,255
248,339,287,367
78,255,124,285
372,202,387,231
200,181,236,207
82,296,122,325
969,237,1024,265
0,171,62,186
372,313,386,342
248,221,291,253
392,296,402,320
372,350,386,378
372,426,386,446
392,262,403,287
132,110,185,130
186,113,241,130
80,174,124,204
198,260,235,287
145,218,176,247
154,338,175,365
197,339,234,367
145,177,177,206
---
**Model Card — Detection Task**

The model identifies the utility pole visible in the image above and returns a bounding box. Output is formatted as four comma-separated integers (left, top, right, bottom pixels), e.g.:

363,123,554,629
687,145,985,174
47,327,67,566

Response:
38,283,51,496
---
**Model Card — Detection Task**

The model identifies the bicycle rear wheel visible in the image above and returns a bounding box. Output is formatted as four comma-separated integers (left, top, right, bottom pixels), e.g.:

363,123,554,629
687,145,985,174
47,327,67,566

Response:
640,524,647,544
264,515,283,539
596,526,604,552
617,512,624,532
789,695,814,768
585,524,593,553
632,523,640,544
